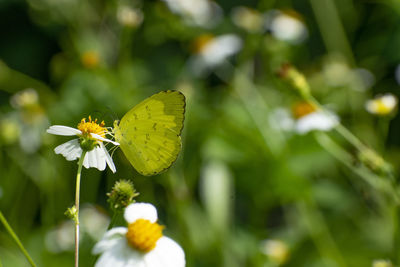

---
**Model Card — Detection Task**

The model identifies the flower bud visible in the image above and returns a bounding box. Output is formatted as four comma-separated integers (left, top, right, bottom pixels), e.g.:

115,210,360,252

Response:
278,63,311,98
358,148,392,175
65,206,78,222
107,180,139,212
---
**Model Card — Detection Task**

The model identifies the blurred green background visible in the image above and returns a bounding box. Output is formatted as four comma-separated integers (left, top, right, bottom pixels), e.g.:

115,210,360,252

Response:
1,0,400,266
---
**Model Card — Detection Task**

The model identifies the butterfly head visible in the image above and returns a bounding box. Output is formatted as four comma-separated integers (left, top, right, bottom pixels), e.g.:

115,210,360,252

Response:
113,120,120,127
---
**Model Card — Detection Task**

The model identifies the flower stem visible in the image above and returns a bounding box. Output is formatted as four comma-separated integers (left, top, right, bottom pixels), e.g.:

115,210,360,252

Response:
315,132,400,203
107,211,120,230
0,211,37,267
306,95,369,152
75,150,86,267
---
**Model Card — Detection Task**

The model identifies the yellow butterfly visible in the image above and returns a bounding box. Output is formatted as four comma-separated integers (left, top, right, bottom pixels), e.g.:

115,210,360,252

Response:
113,90,186,176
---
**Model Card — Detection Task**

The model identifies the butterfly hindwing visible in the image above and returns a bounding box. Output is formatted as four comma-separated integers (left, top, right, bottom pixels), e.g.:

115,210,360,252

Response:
116,90,185,175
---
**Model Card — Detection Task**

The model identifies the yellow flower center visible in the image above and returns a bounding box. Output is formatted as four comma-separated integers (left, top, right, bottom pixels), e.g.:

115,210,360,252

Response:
81,51,100,68
126,219,164,253
191,34,214,54
373,99,392,115
292,102,316,119
77,116,106,139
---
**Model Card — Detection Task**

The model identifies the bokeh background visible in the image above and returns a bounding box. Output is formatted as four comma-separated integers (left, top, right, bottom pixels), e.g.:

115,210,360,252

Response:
1,0,400,266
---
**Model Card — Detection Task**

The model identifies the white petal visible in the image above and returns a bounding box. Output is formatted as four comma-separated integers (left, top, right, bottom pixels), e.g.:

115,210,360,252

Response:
144,237,185,267
83,147,107,171
83,151,90,169
266,10,308,44
92,227,127,254
365,100,376,114
124,203,158,223
268,108,295,131
54,139,82,161
201,34,242,67
47,125,81,136
91,133,120,146
94,238,144,267
100,143,116,173
296,111,338,134
162,0,221,27
381,94,397,109
96,147,107,171
88,149,97,168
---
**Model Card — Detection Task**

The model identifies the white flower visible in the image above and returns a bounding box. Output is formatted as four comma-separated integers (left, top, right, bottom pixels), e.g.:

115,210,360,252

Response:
365,93,398,116
190,34,242,76
162,0,221,27
269,103,339,134
117,6,143,28
7,88,50,153
295,111,338,134
260,239,289,265
93,203,185,267
10,88,39,109
265,10,308,44
231,6,264,33
47,117,119,172
268,108,295,131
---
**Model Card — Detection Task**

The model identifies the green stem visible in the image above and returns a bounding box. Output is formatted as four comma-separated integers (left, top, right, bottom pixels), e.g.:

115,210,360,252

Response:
75,150,86,267
107,211,120,230
230,63,286,156
309,0,355,66
297,200,347,267
306,95,395,181
306,95,368,152
315,132,400,203
0,211,37,267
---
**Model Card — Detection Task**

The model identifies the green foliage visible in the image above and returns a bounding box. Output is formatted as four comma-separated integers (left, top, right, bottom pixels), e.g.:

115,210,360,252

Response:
0,0,400,266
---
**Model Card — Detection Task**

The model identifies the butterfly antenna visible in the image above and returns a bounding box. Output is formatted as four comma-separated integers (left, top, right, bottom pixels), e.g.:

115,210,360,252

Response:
105,106,119,123
91,110,106,121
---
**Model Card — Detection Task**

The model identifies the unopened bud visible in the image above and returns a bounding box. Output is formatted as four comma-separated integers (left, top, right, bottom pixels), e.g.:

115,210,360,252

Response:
65,206,78,222
358,148,392,175
107,179,139,212
278,63,311,98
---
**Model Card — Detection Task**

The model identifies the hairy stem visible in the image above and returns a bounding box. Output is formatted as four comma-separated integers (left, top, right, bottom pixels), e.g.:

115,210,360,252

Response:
75,150,86,267
0,211,37,267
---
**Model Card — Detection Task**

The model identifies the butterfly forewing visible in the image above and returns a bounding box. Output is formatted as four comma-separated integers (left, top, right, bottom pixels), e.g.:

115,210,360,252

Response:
116,90,185,175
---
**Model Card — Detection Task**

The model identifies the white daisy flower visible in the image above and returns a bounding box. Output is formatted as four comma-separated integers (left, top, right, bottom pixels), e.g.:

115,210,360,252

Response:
117,6,143,28
265,10,308,44
162,0,221,28
47,116,119,172
292,102,338,134
260,239,289,265
365,93,398,116
268,108,295,132
93,203,185,267
190,34,242,76
295,111,338,134
269,102,338,134
231,6,264,33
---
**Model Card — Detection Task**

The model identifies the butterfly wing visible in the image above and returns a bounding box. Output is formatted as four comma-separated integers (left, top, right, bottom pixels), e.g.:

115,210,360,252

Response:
115,90,185,176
